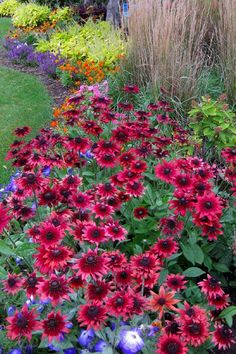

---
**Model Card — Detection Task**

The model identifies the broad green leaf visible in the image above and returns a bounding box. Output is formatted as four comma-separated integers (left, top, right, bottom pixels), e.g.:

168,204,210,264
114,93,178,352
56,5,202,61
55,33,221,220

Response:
0,240,15,256
183,267,205,277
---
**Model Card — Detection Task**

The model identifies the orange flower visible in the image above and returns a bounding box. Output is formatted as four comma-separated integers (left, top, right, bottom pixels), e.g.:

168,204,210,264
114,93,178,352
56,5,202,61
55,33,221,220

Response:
149,286,180,319
50,121,58,127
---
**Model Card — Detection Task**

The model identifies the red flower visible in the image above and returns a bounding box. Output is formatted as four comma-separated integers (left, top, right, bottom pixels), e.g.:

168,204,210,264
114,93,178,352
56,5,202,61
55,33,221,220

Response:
130,292,147,315
14,126,31,137
38,275,70,306
7,305,41,341
105,220,127,241
38,187,58,207
34,245,73,274
155,160,176,183
169,191,194,217
131,160,148,173
115,266,132,286
23,273,43,297
0,204,11,234
207,293,229,310
178,301,207,322
37,223,64,247
131,252,161,278
195,193,222,220
71,192,91,209
95,153,117,168
182,318,209,347
152,237,178,258
198,275,224,299
149,286,180,319
77,301,107,330
16,172,44,192
69,273,83,289
118,102,134,111
106,290,133,319
76,250,108,280
134,207,148,219
200,222,223,241
212,324,236,351
106,250,127,271
173,174,192,191
94,139,121,155
2,274,23,295
92,203,113,219
123,85,140,94
85,280,110,301
126,181,144,197
97,182,117,197
222,147,236,164
42,311,70,342
156,334,188,354
165,274,187,292
83,224,107,245
160,216,184,236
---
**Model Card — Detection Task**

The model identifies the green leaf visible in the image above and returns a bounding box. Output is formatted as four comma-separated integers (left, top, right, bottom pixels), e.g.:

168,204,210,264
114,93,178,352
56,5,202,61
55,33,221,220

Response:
181,243,195,265
193,245,204,265
15,243,36,257
0,266,7,279
213,263,229,273
158,269,168,285
219,306,236,327
0,240,15,256
183,267,205,277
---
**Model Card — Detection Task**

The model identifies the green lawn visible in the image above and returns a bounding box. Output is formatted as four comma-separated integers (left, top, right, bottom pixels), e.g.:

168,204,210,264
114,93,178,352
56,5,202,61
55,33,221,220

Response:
0,18,52,183
0,66,52,182
0,17,11,48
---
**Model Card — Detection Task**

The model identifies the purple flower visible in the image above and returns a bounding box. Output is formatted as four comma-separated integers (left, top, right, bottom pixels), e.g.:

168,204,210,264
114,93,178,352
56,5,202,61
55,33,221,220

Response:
35,51,64,77
7,306,16,316
78,329,95,348
64,349,77,354
94,340,109,352
9,350,22,354
118,329,144,354
42,166,51,177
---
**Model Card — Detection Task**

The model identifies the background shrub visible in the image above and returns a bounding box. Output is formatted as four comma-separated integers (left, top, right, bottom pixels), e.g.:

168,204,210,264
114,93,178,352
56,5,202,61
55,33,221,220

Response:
12,3,50,27
0,0,20,17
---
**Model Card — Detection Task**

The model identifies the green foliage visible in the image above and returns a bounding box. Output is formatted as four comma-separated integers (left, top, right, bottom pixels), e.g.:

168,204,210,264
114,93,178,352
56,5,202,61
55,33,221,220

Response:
12,3,50,28
36,20,125,68
49,6,73,23
189,96,236,150
0,17,11,48
0,0,20,17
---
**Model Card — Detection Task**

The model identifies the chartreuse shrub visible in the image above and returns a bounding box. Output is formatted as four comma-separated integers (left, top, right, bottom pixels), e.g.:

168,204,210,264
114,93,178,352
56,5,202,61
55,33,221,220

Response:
0,0,20,17
36,20,125,68
12,3,50,28
49,6,73,23
189,96,236,154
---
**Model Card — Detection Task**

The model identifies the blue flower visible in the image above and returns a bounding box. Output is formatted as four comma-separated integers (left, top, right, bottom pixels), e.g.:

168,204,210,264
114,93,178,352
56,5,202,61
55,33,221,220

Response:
8,349,22,354
42,166,51,177
118,329,144,354
78,329,95,348
64,348,77,354
47,343,60,352
7,306,16,316
25,345,33,354
94,340,109,352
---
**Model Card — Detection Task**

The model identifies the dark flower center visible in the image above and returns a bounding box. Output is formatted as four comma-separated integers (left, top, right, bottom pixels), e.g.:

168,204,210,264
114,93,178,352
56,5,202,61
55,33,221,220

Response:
157,297,166,306
49,280,61,291
67,176,75,184
139,256,151,267
166,341,180,354
189,323,201,335
51,218,60,226
94,285,103,294
103,142,112,148
179,197,187,205
179,177,187,185
116,297,124,306
43,192,55,201
87,306,99,318
120,271,128,279
171,279,179,286
26,174,36,184
8,278,17,287
186,308,195,316
47,318,57,330
209,277,219,287
167,220,176,229
46,232,55,240
77,196,85,203
86,256,96,264
163,168,171,175
196,183,206,191
161,240,170,249
204,201,213,209
52,249,62,257
92,229,100,238
169,322,180,334
17,315,28,329
221,326,230,338
104,154,113,161
99,205,107,212
27,276,37,287
104,183,112,191
131,182,139,190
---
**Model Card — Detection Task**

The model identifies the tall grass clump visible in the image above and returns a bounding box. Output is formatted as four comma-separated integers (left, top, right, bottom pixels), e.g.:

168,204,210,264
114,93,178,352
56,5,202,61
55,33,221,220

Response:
217,0,236,101
126,0,213,103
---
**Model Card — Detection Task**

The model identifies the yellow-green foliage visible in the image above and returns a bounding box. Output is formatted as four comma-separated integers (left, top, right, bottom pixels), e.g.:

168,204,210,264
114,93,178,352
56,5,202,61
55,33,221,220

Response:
36,20,125,68
0,0,20,17
49,7,73,23
12,3,50,28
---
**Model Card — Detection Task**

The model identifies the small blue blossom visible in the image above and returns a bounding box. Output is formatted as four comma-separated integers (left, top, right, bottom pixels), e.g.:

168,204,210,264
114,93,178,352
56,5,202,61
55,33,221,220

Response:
64,348,77,354
7,306,16,316
78,329,95,348
94,340,109,352
8,349,22,354
42,166,51,177
25,345,33,354
118,329,144,354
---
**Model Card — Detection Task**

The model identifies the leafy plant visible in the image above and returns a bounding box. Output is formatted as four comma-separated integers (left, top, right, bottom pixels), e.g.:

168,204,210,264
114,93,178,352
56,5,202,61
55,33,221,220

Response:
12,3,50,28
49,6,73,23
0,0,20,17
189,96,236,155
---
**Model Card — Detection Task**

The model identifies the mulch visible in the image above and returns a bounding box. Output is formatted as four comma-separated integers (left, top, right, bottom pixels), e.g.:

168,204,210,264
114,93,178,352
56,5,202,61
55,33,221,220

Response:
0,48,71,107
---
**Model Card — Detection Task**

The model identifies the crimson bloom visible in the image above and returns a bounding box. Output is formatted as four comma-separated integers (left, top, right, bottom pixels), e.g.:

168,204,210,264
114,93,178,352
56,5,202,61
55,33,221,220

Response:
181,318,209,347
123,84,140,94
149,286,180,319
34,245,73,274
76,250,108,280
155,160,177,183
77,301,107,330
42,311,70,342
83,224,107,245
212,324,236,351
198,275,224,299
156,334,188,354
195,192,222,220
160,216,184,236
2,274,23,295
85,280,110,301
0,204,11,234
14,126,31,137
23,273,43,297
134,207,148,219
152,237,179,258
37,223,64,247
38,275,70,306
106,290,133,319
165,274,187,292
6,305,41,341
